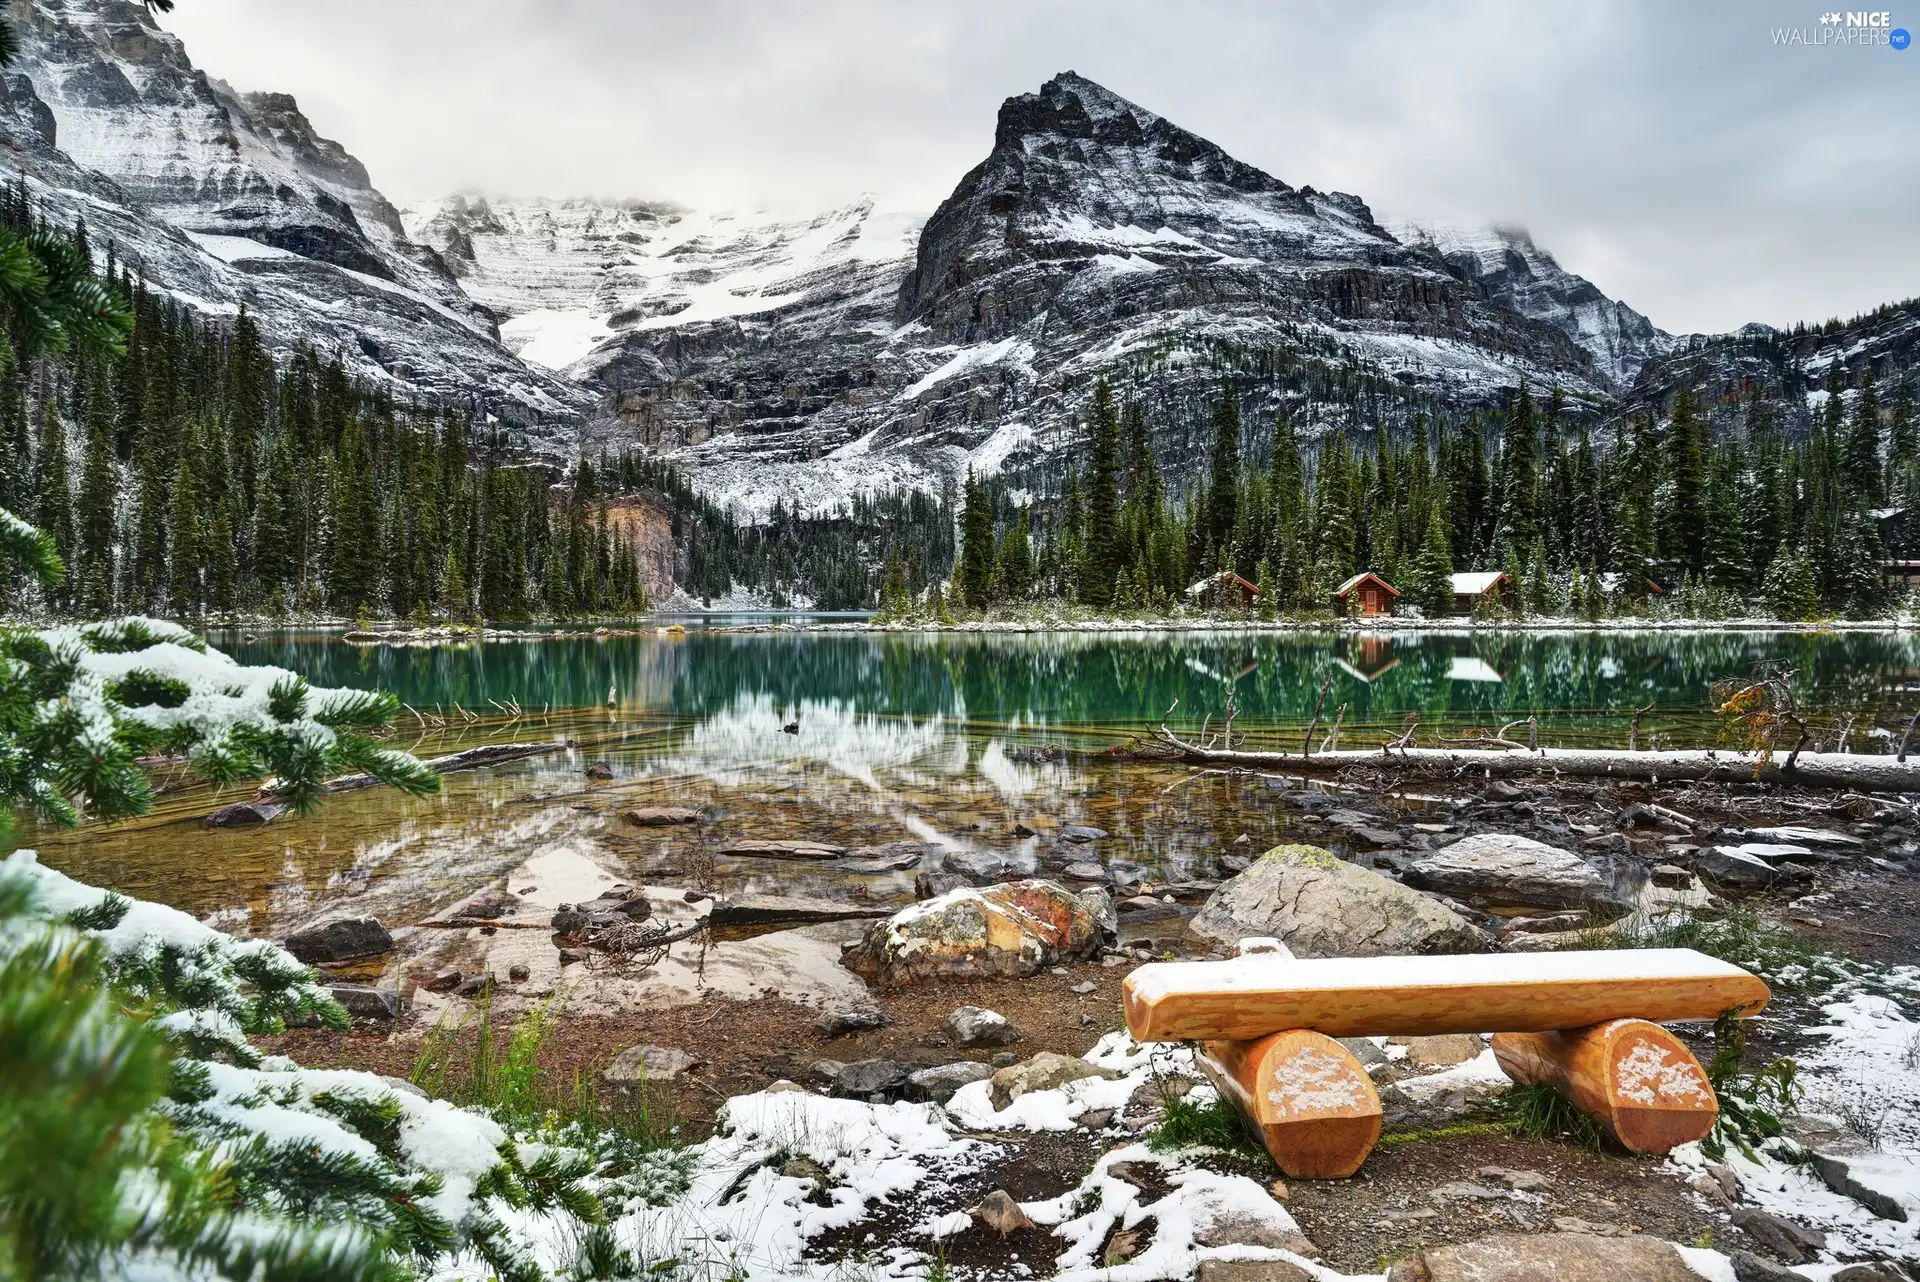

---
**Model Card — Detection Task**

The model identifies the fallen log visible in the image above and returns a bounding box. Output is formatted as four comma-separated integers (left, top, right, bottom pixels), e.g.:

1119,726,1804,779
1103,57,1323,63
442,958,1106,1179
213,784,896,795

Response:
1123,949,1770,1042
1195,1029,1382,1178
1138,741,1920,793
1492,1019,1718,1154
293,742,564,795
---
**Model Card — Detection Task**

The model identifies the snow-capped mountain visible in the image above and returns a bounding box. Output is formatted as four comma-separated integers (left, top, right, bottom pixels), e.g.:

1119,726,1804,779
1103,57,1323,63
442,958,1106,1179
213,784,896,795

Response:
1387,221,1675,388
483,72,1634,517
2,0,587,433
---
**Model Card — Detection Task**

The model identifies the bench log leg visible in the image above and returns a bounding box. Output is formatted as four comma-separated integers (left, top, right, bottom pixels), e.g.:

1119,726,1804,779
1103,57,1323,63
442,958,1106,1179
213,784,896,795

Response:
1491,1018,1717,1154
1196,1029,1382,1178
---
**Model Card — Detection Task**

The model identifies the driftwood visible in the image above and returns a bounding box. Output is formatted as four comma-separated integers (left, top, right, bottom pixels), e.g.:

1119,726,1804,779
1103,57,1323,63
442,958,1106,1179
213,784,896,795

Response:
315,742,563,794
1139,725,1920,793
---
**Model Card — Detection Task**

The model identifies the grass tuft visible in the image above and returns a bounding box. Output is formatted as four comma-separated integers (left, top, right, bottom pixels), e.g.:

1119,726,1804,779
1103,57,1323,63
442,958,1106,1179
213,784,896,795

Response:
1488,1083,1607,1150
1146,1088,1275,1170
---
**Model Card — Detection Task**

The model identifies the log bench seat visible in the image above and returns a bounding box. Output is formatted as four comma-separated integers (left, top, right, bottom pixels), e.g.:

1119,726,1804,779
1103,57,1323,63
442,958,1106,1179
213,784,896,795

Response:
1121,948,1770,1178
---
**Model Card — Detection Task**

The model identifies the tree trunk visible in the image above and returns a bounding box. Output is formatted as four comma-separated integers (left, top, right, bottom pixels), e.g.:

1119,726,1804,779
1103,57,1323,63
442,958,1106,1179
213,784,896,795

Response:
1195,1029,1382,1178
1147,742,1920,793
1492,1019,1718,1153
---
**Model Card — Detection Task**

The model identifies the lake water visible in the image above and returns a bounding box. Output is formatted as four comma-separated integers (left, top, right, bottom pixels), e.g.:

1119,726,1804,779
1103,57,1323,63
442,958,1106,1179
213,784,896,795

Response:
24,626,1920,943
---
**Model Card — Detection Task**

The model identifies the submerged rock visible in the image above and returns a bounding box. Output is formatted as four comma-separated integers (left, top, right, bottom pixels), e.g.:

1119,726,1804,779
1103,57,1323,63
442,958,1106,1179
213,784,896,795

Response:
1409,833,1620,909
284,915,394,963
1187,845,1488,958
329,984,397,1021
624,805,699,826
205,800,287,828
708,894,890,927
841,879,1102,984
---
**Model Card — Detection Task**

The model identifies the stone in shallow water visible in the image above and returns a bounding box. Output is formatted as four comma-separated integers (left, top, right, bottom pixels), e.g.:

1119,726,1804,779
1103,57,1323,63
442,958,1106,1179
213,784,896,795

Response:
842,879,1102,984
330,984,397,1021
284,915,393,963
624,805,699,826
205,801,286,828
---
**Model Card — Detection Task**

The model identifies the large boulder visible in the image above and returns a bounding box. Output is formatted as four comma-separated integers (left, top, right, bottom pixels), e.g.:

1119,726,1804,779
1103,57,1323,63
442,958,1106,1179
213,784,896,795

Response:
1409,832,1620,910
841,879,1102,984
1188,845,1488,958
1387,1233,1702,1281
284,915,394,963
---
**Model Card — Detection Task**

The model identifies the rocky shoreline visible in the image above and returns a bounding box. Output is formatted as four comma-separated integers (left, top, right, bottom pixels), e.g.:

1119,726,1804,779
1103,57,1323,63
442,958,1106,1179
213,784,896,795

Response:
267,763,1920,1278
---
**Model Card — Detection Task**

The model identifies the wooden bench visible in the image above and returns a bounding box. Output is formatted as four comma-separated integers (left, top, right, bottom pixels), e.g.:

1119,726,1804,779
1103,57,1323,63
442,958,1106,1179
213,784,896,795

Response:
1121,948,1770,1178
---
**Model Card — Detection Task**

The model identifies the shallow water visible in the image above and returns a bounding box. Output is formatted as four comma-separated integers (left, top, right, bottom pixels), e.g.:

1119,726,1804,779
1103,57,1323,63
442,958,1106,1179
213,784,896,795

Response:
23,626,1920,939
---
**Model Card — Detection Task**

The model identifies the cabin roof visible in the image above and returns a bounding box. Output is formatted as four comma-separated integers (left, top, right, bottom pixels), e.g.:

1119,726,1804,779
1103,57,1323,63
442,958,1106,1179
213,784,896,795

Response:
1333,571,1401,597
1449,571,1507,595
1183,570,1260,597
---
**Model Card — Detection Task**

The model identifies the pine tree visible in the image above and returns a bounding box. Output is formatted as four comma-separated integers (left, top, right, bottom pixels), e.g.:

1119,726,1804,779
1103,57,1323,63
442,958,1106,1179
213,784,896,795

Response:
1845,381,1884,507
1762,544,1820,622
1410,505,1453,617
1203,382,1241,565
75,371,119,615
995,505,1033,603
1492,383,1538,555
955,468,995,610
34,384,75,602
1660,386,1710,577
1079,380,1121,607
167,430,201,613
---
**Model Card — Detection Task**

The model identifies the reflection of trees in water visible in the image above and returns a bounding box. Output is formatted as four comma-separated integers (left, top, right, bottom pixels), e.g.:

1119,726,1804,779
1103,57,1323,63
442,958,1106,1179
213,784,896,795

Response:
211,629,1920,745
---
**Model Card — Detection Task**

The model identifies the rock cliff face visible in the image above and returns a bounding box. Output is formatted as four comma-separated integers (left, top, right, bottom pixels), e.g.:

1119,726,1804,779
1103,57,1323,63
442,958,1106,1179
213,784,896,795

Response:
486,72,1634,517
2,0,587,435
1387,221,1675,388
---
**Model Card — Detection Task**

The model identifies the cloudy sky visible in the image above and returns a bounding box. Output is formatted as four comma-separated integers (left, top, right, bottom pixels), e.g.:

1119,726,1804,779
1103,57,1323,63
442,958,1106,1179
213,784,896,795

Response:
163,0,1917,336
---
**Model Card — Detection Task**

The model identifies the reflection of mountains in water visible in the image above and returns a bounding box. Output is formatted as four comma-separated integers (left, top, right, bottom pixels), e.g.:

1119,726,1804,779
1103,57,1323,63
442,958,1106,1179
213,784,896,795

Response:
213,629,1920,740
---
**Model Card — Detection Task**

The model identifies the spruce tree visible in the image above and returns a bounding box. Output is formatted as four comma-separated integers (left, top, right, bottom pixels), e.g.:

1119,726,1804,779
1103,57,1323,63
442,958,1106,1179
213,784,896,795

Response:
1410,505,1453,617
995,505,1033,603
166,430,200,613
1203,382,1241,566
955,468,995,610
1492,383,1538,555
1845,381,1884,507
1661,387,1709,575
75,372,118,614
1079,380,1121,607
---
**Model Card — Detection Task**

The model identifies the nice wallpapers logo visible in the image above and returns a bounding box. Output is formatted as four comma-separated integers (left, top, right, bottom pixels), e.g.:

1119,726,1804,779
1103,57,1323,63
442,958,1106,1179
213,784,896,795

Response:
1773,10,1912,47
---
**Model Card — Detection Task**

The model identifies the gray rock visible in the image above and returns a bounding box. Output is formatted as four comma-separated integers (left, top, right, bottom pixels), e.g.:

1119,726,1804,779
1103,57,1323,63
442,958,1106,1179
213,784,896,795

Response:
1478,1165,1551,1191
1698,847,1811,893
1189,844,1489,958
907,1061,994,1103
604,1044,701,1084
506,963,530,982
1409,832,1617,909
1119,894,1186,922
831,1059,909,1098
1729,1252,1804,1282
1811,1152,1908,1221
946,1005,1023,1047
914,871,973,900
1077,885,1118,945
1062,862,1108,882
1649,863,1695,888
708,894,891,927
453,975,490,998
1831,1266,1904,1282
1060,825,1108,843
623,805,698,825
550,904,592,935
1196,1262,1315,1282
1730,1208,1827,1264
584,762,614,780
988,1051,1116,1108
1391,1233,1701,1281
422,967,462,992
284,915,394,963
805,1058,845,1085
814,1007,889,1039
329,984,397,1021
1337,1036,1387,1066
205,801,287,828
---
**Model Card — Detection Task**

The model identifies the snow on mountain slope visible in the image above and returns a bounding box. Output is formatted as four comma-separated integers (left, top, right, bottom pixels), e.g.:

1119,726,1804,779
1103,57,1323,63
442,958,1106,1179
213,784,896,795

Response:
401,195,924,373
1388,220,1675,388
2,0,588,433
552,71,1612,518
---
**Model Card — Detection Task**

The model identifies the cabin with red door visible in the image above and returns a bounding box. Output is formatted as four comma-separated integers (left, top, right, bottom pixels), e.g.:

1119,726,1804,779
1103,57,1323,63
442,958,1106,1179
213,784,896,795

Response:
1332,572,1400,618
